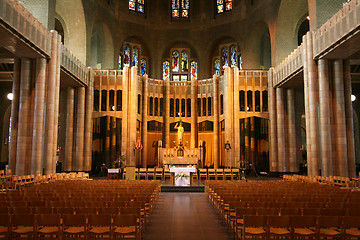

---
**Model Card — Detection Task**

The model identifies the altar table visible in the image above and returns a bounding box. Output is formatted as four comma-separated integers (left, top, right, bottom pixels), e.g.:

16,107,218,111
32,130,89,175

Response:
170,167,196,186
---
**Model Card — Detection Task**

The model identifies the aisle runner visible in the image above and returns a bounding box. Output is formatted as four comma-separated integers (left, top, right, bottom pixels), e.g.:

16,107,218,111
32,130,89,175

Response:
143,193,233,240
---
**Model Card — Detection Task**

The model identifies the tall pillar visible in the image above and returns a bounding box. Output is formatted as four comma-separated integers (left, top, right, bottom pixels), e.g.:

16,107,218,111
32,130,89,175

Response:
268,68,278,172
250,117,256,168
84,68,94,171
75,87,85,171
276,88,286,172
307,32,320,176
223,67,233,167
15,58,32,176
343,60,356,178
164,78,170,148
31,58,47,175
105,116,111,168
333,60,348,177
52,34,61,173
318,59,333,176
233,67,240,168
121,67,129,160
191,77,197,148
141,75,148,167
287,88,297,172
128,66,138,166
44,30,58,174
9,59,20,173
213,75,219,169
64,87,74,171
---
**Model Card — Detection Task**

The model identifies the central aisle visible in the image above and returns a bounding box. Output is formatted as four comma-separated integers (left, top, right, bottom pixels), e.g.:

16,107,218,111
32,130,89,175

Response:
144,192,233,240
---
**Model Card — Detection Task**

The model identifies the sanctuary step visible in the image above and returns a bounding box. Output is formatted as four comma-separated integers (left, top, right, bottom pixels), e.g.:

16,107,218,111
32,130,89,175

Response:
161,185,204,192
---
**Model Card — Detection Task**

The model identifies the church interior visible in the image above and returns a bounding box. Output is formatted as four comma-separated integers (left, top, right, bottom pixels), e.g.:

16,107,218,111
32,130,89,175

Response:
1,0,360,239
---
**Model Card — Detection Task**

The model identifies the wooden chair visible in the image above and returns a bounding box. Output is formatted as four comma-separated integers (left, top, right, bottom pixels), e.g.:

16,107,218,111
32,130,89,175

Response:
62,214,87,239
208,169,216,180
98,207,119,215
343,216,360,240
216,169,224,180
147,168,155,180
199,169,207,181
0,214,11,239
292,215,317,240
242,215,267,240
112,214,138,239
87,214,112,239
154,168,163,180
75,207,98,215
163,168,171,181
11,214,36,239
267,215,292,239
232,168,240,180
36,214,61,239
224,169,232,180
280,208,301,216
317,216,342,240
138,168,147,180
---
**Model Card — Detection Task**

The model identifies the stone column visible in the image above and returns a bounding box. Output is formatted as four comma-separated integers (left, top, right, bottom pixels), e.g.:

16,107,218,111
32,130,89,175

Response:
223,67,233,167
52,34,61,173
343,60,356,178
191,77,197,148
15,59,32,176
127,67,138,166
233,67,240,168
213,75,219,169
75,87,85,171
84,68,94,171
276,88,286,172
105,116,111,168
287,88,297,172
9,59,20,173
318,59,333,176
307,32,320,176
64,87,74,171
31,58,47,175
121,67,129,159
164,78,170,148
333,60,348,177
44,30,58,174
268,68,278,172
142,75,148,167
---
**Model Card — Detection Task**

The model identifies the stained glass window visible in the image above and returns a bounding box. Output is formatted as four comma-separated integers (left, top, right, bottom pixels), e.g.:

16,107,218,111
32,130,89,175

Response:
239,56,243,69
141,59,147,75
191,61,197,80
172,0,189,18
181,51,188,72
124,45,130,67
230,45,237,68
214,59,220,76
216,0,232,14
172,51,179,72
132,46,139,68
222,47,229,69
129,0,145,14
118,55,122,70
163,61,170,80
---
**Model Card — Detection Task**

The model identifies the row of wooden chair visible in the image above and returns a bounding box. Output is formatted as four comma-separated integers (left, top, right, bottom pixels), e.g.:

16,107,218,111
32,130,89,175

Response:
1,171,90,191
283,174,360,190
125,168,172,180
198,168,240,180
0,213,139,239
236,215,360,240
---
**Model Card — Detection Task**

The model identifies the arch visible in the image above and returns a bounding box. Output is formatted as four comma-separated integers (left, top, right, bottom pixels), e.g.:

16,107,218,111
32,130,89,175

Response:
242,21,271,69
275,0,308,65
55,0,87,63
90,21,115,69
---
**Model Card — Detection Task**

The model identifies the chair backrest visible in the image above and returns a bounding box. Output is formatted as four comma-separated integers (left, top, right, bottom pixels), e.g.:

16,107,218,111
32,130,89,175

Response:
292,215,316,228
343,216,360,228
113,214,137,226
244,215,266,227
36,214,61,226
267,215,291,228
88,214,111,226
12,214,34,226
62,214,86,226
317,216,341,228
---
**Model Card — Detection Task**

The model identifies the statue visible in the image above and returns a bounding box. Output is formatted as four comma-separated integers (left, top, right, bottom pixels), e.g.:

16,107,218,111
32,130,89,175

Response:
174,120,184,145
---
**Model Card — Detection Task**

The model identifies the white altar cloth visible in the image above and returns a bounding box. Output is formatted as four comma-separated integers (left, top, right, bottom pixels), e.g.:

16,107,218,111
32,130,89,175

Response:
170,167,196,186
108,168,120,174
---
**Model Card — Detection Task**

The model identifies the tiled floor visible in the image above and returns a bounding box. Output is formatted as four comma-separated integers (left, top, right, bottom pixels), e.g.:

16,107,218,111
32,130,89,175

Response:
143,192,233,240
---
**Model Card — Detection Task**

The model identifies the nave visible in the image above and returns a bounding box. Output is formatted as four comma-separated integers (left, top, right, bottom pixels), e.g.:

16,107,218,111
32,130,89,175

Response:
143,192,233,240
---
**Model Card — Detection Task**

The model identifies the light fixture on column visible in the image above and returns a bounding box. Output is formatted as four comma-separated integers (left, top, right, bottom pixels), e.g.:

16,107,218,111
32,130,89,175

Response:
7,93,13,101
351,94,356,102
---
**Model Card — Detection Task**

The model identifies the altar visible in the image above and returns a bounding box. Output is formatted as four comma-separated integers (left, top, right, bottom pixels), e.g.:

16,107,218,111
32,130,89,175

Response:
159,147,200,165
170,167,197,186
